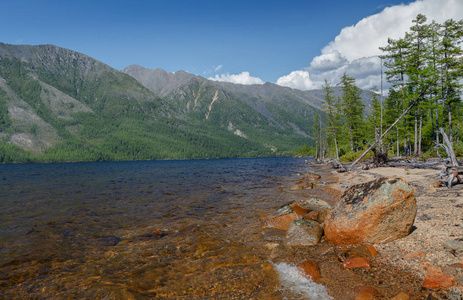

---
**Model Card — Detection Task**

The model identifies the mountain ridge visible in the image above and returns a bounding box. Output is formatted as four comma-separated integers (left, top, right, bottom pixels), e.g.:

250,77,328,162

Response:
0,43,375,163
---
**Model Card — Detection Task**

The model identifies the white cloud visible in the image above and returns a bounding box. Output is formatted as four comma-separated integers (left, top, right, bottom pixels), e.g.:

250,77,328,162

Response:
276,70,316,90
209,71,264,85
321,0,463,62
286,0,463,91
307,50,348,72
214,65,223,72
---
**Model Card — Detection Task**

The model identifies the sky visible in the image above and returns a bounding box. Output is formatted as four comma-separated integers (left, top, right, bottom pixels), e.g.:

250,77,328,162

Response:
1,0,462,91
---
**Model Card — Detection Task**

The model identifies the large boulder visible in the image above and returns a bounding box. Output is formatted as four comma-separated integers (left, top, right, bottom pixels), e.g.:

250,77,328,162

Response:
324,177,416,245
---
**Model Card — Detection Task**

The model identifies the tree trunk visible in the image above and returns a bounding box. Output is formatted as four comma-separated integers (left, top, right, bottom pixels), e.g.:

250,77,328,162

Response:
349,125,354,152
430,108,434,141
414,109,418,156
396,125,399,156
440,127,458,167
418,109,423,157
448,102,453,144
332,123,339,160
436,108,440,154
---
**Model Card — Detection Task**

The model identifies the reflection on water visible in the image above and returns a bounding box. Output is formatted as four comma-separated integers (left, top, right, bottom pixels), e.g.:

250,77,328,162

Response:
0,157,314,299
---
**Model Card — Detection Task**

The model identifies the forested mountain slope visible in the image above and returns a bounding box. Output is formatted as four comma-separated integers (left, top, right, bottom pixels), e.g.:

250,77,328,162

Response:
0,43,331,163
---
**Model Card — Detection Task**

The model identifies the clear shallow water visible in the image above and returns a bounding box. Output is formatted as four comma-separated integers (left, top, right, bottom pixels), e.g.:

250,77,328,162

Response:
0,157,315,299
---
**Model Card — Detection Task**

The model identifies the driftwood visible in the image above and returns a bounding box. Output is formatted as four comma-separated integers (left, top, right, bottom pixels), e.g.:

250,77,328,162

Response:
383,161,443,170
437,127,463,188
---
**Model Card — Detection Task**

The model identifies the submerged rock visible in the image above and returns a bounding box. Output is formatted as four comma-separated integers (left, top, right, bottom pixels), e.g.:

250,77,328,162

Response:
298,260,321,281
96,235,121,246
324,177,416,245
262,229,286,242
285,219,323,247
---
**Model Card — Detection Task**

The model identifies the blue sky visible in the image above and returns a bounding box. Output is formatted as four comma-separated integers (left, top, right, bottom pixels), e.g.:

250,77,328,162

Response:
1,0,461,90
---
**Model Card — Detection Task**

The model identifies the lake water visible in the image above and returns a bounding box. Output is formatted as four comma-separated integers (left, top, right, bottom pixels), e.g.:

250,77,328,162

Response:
0,157,328,299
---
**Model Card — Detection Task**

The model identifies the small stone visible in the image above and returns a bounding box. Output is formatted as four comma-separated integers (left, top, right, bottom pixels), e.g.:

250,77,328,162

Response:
289,203,309,216
353,285,380,300
296,198,331,212
307,172,321,179
342,257,371,269
426,292,443,300
390,292,410,300
339,245,378,261
270,244,287,259
316,208,332,224
262,206,298,230
444,292,462,300
290,185,304,190
303,210,319,221
444,239,463,255
403,251,426,259
298,260,321,281
96,235,121,246
433,182,442,188
285,219,323,247
365,244,379,256
423,267,455,289
449,263,463,269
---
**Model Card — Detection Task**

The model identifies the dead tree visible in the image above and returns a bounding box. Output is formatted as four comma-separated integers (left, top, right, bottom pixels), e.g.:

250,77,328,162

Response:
349,97,421,170
437,127,463,187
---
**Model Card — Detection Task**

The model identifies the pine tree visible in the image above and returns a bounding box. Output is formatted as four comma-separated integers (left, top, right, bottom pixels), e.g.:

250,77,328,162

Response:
339,73,365,152
322,79,340,159
439,19,463,143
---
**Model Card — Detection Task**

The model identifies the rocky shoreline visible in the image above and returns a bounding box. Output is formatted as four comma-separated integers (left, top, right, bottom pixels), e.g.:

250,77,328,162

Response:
262,163,463,299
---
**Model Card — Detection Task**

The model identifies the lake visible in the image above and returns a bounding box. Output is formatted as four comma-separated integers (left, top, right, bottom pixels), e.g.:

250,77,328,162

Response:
0,157,332,299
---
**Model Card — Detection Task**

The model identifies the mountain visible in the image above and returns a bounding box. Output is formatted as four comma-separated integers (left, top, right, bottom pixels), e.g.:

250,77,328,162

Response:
0,43,375,163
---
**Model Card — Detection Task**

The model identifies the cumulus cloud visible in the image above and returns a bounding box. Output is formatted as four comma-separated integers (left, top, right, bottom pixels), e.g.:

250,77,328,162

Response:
322,0,463,62
282,0,463,91
209,71,264,85
307,50,348,72
276,71,316,91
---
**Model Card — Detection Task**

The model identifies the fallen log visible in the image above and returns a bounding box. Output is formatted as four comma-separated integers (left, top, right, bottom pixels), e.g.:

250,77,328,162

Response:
383,161,443,170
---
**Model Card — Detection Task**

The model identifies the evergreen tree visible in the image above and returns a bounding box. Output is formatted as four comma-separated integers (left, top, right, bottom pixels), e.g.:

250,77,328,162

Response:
339,73,365,152
322,79,340,159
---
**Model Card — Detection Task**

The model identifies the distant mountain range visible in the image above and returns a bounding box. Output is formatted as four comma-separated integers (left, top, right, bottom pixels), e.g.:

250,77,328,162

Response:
0,43,376,163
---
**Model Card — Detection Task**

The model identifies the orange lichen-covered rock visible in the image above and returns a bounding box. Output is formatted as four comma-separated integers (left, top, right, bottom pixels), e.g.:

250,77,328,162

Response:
342,257,371,269
422,266,455,289
353,285,380,300
390,292,410,300
298,260,321,281
339,244,379,261
262,206,298,230
289,203,309,216
324,177,416,245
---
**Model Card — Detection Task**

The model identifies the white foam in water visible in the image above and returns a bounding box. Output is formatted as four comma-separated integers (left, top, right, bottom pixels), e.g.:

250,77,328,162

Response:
273,262,333,300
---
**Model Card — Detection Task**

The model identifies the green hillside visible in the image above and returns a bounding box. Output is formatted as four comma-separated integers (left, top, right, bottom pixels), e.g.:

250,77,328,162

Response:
0,43,326,163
